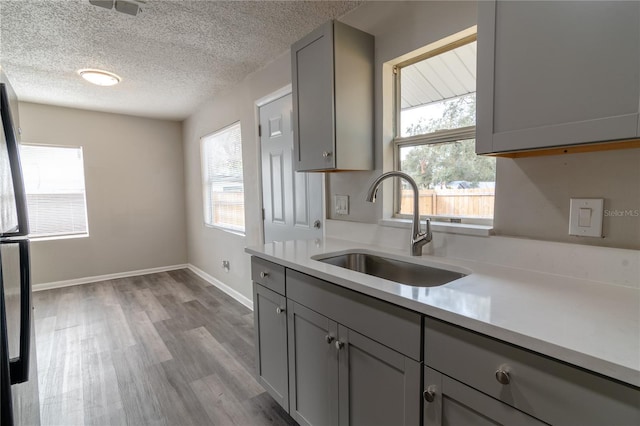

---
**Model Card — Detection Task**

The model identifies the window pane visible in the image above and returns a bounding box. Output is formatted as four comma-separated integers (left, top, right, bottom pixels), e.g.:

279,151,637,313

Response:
399,139,495,219
401,93,475,137
400,41,477,137
20,145,88,237
201,122,245,233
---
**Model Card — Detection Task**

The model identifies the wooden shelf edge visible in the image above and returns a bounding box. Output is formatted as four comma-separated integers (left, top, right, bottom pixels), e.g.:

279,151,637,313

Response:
488,139,640,158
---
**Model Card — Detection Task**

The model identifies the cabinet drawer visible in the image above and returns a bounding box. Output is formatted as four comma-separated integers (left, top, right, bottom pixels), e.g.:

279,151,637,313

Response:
251,257,285,295
287,269,421,360
425,318,640,425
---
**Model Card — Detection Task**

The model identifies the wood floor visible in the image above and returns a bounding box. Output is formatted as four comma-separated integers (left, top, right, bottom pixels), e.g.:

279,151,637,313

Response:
33,269,297,426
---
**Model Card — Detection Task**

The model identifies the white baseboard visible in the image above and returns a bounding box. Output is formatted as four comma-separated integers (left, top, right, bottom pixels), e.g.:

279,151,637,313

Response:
187,264,253,311
32,264,189,292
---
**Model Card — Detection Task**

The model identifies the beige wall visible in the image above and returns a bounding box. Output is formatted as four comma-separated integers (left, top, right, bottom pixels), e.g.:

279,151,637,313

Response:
494,149,640,249
19,102,187,284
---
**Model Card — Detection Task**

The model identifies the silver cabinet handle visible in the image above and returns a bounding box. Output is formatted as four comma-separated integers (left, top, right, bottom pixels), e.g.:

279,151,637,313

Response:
322,151,332,158
495,367,511,385
260,271,269,278
335,340,344,350
423,386,437,403
325,335,334,344
276,307,285,315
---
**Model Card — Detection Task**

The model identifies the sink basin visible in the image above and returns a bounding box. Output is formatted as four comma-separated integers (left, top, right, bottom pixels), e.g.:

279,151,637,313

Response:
315,252,466,287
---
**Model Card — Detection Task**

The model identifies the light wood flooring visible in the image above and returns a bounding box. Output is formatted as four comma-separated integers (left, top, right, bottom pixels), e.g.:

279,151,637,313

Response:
33,269,297,426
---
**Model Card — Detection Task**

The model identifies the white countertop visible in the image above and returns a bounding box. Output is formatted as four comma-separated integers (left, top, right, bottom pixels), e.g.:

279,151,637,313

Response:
246,238,640,387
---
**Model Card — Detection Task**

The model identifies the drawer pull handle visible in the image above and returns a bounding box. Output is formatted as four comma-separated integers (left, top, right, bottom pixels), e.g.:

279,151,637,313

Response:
276,307,285,315
325,335,334,344
423,386,437,403
495,368,511,385
335,340,345,350
260,271,269,278
322,151,332,158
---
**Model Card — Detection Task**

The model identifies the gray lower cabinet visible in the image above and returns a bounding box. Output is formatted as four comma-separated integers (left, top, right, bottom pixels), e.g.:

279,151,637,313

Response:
287,301,338,426
287,297,421,426
424,318,640,425
423,366,544,426
338,324,420,426
253,283,289,411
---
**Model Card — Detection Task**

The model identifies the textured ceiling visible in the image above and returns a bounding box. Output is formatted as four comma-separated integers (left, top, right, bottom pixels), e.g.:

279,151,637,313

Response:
0,0,362,120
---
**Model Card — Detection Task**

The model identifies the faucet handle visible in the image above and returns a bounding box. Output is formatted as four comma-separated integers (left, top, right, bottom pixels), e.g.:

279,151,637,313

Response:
420,216,431,235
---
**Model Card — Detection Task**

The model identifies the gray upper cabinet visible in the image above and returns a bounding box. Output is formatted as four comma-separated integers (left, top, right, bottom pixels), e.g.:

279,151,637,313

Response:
477,0,640,154
291,20,374,171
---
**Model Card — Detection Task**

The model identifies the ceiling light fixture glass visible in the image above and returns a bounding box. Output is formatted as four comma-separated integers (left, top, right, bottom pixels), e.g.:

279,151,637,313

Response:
78,69,121,86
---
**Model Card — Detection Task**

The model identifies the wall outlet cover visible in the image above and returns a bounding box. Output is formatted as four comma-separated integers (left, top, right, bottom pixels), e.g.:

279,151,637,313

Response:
569,198,604,237
335,195,349,215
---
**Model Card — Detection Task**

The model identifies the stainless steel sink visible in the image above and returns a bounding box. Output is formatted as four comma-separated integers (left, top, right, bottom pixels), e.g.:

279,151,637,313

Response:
315,252,466,287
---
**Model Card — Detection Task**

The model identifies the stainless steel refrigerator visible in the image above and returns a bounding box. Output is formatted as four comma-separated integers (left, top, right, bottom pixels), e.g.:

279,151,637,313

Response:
1,68,40,426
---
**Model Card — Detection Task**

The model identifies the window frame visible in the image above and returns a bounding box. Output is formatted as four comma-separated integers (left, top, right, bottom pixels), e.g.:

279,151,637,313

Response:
20,142,90,239
392,33,493,226
199,121,246,236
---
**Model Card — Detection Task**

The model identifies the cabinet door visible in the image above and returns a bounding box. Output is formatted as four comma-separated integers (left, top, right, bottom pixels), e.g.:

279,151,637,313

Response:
291,21,335,171
477,0,640,154
287,301,338,426
423,367,544,426
253,283,288,411
338,325,420,426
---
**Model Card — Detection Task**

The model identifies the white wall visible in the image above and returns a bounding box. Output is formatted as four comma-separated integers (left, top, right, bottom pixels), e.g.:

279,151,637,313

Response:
181,1,478,302
19,102,187,285
182,50,291,301
184,0,640,303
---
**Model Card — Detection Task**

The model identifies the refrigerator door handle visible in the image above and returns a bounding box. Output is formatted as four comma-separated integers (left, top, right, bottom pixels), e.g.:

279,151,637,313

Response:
8,240,30,384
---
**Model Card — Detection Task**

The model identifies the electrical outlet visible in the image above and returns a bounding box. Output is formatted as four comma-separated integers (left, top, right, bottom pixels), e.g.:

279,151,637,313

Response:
222,260,230,272
335,195,349,215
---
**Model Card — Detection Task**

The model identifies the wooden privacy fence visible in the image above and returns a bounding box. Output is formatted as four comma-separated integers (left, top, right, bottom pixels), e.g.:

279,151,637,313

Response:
400,188,494,218
211,191,245,228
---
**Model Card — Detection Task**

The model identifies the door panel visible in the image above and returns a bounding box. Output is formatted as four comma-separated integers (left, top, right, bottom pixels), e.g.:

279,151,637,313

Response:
287,301,338,426
260,94,322,243
253,284,288,410
338,326,420,426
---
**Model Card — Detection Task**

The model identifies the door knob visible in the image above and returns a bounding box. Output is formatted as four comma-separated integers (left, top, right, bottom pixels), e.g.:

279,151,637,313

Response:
276,307,285,314
322,151,332,158
335,340,344,350
313,220,321,229
260,271,269,278
423,386,437,403
325,335,334,344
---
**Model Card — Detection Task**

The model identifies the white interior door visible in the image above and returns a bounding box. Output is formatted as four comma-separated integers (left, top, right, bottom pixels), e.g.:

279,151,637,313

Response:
260,94,323,243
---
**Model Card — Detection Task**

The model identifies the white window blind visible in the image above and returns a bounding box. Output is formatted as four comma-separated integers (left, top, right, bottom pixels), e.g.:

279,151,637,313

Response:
20,144,88,238
200,122,245,233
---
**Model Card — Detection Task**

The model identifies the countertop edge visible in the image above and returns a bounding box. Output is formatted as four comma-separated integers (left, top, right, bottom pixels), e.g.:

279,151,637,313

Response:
246,246,640,388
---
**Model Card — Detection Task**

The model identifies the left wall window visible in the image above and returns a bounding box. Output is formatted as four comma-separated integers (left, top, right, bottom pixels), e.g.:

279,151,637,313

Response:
20,144,89,238
200,122,245,234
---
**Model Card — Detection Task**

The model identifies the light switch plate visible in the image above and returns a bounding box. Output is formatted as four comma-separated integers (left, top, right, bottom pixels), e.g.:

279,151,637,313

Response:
335,195,349,215
569,198,604,237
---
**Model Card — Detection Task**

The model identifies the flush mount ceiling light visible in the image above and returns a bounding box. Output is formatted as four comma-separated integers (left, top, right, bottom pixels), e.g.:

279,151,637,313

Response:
78,69,122,86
